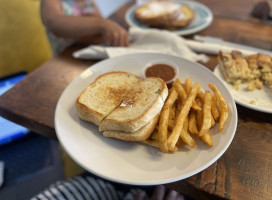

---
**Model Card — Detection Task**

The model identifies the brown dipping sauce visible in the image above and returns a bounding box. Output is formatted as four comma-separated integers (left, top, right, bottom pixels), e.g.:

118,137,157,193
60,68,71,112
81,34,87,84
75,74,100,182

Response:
145,63,176,85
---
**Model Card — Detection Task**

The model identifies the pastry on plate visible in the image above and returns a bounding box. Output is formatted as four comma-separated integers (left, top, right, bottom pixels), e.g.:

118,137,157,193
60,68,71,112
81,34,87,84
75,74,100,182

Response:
134,1,194,30
218,50,272,91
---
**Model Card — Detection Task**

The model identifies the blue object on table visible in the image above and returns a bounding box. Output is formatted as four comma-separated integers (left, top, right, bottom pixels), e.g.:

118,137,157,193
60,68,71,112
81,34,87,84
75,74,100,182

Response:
0,72,29,146
0,72,65,199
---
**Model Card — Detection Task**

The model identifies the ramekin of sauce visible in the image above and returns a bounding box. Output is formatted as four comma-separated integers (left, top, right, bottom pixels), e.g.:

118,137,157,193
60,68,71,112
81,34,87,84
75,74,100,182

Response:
143,59,179,87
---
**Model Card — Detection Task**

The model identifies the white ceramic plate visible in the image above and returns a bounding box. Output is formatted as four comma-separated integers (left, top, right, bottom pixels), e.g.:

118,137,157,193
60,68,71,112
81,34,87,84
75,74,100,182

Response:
125,0,213,36
214,65,272,113
55,53,237,185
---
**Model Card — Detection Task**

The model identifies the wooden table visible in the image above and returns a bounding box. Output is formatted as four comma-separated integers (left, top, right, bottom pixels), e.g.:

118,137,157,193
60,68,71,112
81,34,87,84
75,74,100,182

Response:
1,1,272,199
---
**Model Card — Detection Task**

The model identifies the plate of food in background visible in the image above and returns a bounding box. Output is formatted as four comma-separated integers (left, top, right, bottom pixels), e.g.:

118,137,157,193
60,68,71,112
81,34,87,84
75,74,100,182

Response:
214,50,272,113
125,0,213,35
55,53,237,185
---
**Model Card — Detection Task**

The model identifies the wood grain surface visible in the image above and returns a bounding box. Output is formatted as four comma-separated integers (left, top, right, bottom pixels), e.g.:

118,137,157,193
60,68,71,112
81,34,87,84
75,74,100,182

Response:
0,1,272,199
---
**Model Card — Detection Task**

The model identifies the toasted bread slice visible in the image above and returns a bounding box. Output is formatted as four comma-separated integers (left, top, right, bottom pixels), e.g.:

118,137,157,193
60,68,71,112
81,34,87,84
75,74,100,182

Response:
165,5,194,30
99,77,168,133
134,1,194,30
103,114,159,141
134,1,181,28
76,72,141,126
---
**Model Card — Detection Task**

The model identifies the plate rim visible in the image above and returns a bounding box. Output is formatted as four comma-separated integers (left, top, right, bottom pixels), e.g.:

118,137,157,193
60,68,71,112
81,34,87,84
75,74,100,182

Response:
55,53,238,185
214,65,272,114
125,0,214,36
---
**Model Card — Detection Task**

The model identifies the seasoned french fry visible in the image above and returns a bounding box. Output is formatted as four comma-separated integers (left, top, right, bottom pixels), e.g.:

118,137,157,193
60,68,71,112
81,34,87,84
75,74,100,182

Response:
173,79,187,102
211,94,220,122
142,140,178,152
169,83,176,93
150,129,159,140
155,125,159,132
177,138,186,148
197,89,205,102
211,115,216,128
192,101,201,111
167,83,200,150
199,91,212,136
168,118,175,131
150,80,226,153
196,99,203,127
185,78,201,111
185,78,192,94
158,89,178,153
169,103,176,120
201,131,214,147
188,110,199,135
179,117,195,148
208,83,229,132
168,103,176,131
175,79,201,111
183,116,189,132
195,98,214,146
175,97,183,117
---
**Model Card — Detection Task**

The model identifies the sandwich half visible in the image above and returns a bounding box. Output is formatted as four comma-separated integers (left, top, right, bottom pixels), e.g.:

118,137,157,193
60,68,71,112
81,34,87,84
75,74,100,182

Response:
76,71,141,126
103,114,160,141
99,77,168,133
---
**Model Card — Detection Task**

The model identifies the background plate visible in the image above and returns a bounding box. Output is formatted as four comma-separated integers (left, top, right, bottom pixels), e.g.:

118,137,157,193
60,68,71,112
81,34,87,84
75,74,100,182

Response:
55,53,237,185
214,65,272,113
125,0,213,36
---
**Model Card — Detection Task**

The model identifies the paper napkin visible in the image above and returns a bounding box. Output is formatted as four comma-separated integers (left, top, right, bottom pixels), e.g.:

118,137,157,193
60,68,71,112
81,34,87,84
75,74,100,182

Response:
73,27,209,63
184,39,272,56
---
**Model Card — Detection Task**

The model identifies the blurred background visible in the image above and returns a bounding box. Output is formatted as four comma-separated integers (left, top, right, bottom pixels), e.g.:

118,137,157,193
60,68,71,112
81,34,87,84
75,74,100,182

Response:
0,0,130,77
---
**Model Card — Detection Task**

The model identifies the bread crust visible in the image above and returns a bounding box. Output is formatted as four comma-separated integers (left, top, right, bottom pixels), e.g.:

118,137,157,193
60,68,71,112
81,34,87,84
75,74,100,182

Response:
76,101,104,126
99,77,168,133
103,114,160,141
76,71,141,126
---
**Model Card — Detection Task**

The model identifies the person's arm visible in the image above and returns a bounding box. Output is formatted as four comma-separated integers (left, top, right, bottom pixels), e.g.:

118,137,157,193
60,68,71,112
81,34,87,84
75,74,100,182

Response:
40,0,129,46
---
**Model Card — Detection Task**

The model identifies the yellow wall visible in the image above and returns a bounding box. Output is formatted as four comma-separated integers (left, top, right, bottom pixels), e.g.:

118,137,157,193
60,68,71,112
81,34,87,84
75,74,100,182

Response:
0,0,52,77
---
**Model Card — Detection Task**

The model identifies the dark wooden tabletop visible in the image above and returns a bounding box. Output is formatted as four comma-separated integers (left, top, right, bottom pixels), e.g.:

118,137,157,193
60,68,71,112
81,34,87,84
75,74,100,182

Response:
1,1,272,199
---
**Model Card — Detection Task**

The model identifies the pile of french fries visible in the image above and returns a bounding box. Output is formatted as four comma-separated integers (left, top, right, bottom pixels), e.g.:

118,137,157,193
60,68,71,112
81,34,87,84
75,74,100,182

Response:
142,78,229,153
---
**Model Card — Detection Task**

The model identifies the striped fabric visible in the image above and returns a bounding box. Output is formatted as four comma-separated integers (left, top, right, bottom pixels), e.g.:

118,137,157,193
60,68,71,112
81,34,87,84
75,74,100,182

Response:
30,175,142,200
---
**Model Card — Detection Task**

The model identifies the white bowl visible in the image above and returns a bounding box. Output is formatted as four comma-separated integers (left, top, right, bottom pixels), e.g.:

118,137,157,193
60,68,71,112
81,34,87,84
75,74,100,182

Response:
143,59,179,85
